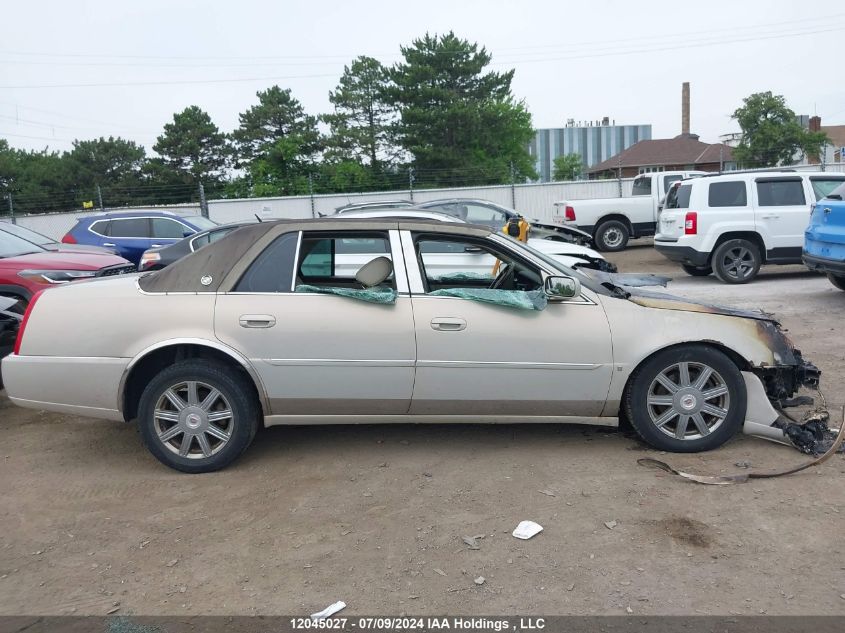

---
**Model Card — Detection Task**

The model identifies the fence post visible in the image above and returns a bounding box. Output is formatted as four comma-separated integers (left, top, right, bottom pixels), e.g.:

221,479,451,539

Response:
821,142,827,172
510,162,517,210
6,193,15,225
198,182,209,219
616,156,622,198
408,167,415,202
96,184,104,211
308,174,316,218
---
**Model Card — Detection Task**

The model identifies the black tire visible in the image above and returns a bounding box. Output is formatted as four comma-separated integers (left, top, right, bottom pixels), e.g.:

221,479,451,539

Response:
712,239,761,284
681,264,712,277
137,360,259,473
594,219,630,252
828,274,845,291
624,345,746,453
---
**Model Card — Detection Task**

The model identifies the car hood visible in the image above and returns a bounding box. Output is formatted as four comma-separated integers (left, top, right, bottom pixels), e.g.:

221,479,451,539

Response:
43,243,117,255
0,251,131,271
623,287,776,322
526,238,602,259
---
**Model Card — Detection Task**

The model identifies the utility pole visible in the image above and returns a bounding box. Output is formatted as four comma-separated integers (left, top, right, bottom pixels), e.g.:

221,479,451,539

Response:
96,184,104,211
719,146,724,175
510,162,517,209
408,167,415,202
308,174,316,218
198,182,209,219
6,193,15,225
821,141,827,172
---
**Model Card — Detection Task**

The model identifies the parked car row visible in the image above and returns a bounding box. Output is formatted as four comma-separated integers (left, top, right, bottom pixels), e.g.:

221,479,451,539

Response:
654,170,845,286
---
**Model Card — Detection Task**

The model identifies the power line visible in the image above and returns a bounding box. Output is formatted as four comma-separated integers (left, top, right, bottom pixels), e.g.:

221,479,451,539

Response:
3,22,841,90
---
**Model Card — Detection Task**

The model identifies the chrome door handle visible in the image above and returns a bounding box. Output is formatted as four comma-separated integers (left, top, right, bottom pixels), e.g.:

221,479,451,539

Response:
239,314,276,328
430,317,466,331
151,244,163,248
760,214,780,219
103,242,115,247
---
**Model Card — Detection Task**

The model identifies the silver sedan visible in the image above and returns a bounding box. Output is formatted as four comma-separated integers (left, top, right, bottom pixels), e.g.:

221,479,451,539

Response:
2,219,819,472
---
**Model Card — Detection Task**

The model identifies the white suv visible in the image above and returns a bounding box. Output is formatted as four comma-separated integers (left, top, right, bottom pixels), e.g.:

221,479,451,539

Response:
654,171,845,283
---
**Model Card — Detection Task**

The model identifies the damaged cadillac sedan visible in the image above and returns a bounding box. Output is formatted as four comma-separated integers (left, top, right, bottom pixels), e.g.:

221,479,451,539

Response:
1,219,819,473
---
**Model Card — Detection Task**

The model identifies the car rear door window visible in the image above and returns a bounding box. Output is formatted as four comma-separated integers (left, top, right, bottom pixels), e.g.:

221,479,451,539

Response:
152,218,188,238
234,232,299,293
756,179,806,206
109,218,151,237
708,181,747,207
809,178,845,201
299,233,392,281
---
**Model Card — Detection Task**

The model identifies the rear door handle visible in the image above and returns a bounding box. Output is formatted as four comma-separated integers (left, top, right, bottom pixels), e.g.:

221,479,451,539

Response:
239,314,276,328
430,317,466,332
103,242,115,247
151,244,164,248
760,214,780,220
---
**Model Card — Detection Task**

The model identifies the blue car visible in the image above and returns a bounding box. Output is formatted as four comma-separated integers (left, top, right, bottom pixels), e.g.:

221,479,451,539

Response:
804,181,845,291
61,211,218,266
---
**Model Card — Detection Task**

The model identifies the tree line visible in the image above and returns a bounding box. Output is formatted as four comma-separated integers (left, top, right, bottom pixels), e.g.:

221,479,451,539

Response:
1,32,537,215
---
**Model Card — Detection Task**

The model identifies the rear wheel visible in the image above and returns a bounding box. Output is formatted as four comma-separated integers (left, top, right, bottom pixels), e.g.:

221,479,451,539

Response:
624,345,746,453
594,220,630,252
712,239,761,284
681,264,712,277
137,360,259,473
828,274,845,291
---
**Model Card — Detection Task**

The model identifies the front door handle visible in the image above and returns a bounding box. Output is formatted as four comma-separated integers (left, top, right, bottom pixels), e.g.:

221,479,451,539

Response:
430,317,466,332
151,244,164,248
103,242,115,247
239,314,276,328
759,214,780,220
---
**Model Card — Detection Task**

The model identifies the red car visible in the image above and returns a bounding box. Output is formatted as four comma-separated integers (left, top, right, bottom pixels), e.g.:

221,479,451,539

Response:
0,224,136,307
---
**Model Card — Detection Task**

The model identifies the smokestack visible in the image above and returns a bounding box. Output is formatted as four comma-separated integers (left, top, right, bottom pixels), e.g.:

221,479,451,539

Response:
682,82,690,136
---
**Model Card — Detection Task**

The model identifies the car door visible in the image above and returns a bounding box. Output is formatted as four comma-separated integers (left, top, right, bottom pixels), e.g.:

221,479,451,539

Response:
214,228,417,416
402,230,614,417
753,177,809,260
105,217,154,264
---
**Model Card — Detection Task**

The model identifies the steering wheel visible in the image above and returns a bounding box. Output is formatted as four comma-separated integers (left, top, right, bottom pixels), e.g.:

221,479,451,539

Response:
490,262,515,290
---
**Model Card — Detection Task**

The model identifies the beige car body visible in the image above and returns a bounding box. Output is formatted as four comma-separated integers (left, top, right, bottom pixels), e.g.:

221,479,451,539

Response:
2,220,786,434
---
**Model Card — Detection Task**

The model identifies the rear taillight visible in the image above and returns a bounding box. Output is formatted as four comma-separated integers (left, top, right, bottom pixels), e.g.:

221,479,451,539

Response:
13,290,44,356
684,212,698,235
61,233,77,244
565,205,576,221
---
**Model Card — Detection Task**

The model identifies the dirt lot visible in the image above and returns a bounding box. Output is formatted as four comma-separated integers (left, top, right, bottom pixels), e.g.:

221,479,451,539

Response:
1,242,844,617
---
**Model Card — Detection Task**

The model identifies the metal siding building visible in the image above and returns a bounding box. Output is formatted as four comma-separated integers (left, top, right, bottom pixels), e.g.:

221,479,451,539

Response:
529,123,652,182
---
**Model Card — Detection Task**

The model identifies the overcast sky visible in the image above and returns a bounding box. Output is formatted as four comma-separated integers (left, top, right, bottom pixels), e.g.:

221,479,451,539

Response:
2,0,844,154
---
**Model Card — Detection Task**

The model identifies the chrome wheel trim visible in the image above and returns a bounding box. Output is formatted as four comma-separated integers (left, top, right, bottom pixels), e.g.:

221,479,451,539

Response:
646,362,730,440
153,380,234,459
601,226,624,248
720,246,755,280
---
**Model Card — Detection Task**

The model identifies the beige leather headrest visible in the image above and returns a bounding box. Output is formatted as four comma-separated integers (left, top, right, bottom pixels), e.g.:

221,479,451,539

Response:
355,256,393,287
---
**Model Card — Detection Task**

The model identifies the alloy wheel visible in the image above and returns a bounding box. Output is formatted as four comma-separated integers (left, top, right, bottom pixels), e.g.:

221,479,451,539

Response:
153,380,234,459
646,361,730,440
719,246,755,280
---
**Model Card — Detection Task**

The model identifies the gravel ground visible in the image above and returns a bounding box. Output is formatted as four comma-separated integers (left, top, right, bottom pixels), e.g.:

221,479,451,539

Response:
1,243,843,617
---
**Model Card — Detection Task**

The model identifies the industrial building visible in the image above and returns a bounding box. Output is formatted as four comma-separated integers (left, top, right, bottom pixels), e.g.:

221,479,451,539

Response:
527,118,652,182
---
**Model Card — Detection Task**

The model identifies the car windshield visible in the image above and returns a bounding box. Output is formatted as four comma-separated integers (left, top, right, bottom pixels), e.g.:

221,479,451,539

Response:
0,228,46,257
0,223,55,246
184,216,218,230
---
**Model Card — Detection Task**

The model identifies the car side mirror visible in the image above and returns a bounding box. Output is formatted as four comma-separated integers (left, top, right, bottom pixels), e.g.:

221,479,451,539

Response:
183,230,193,238
544,275,581,300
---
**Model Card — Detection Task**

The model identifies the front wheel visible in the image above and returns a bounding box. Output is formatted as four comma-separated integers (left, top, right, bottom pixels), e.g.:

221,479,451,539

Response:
594,220,630,252
624,345,746,453
828,274,845,291
137,360,259,473
681,264,712,277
